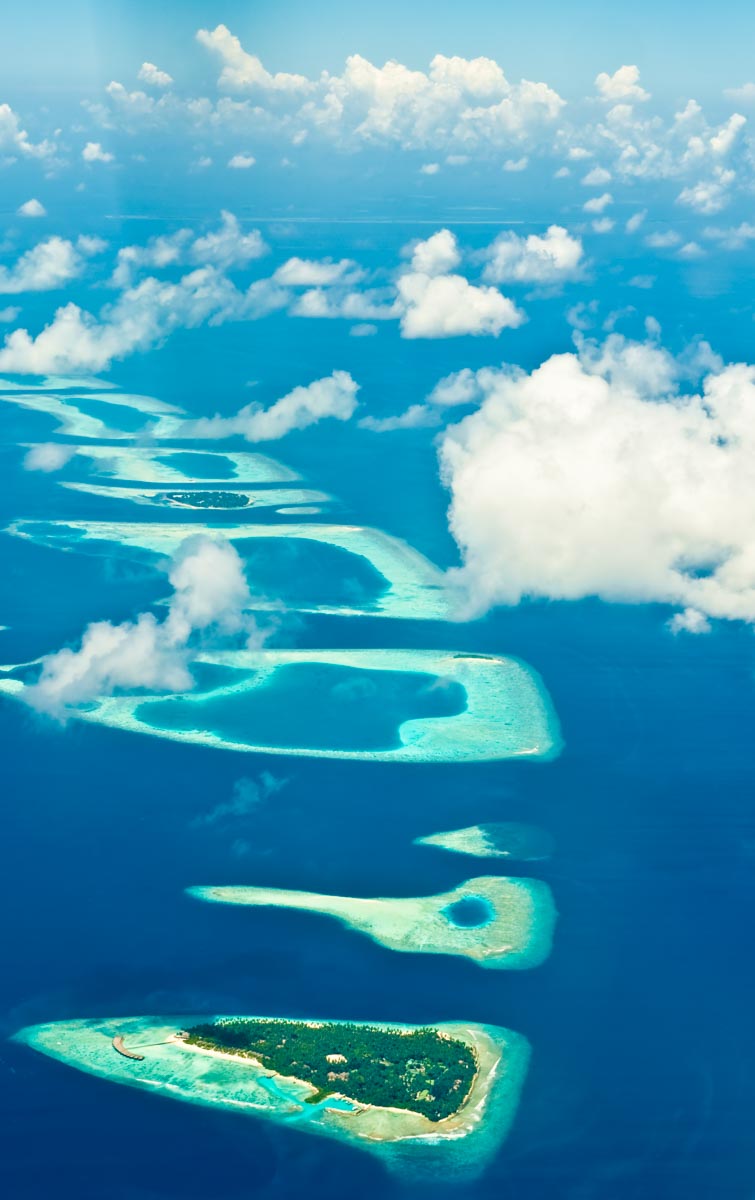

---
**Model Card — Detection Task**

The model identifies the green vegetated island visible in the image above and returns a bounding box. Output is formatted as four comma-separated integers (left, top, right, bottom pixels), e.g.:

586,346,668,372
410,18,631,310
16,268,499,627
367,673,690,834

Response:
163,491,251,509
185,1018,474,1121
16,1014,531,1181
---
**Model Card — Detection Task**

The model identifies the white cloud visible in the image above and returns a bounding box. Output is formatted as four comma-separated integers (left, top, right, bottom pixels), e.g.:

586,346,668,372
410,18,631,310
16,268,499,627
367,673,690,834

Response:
677,241,705,260
191,33,563,151
0,306,20,322
595,65,650,103
438,332,755,627
503,156,528,171
724,83,755,104
583,191,612,213
23,443,77,472
481,224,584,285
668,608,711,634
228,152,255,168
677,168,734,214
397,271,523,338
702,221,755,250
406,229,461,276
645,230,681,249
360,403,438,432
197,24,311,93
24,536,256,716
82,141,114,163
112,212,266,286
0,103,55,159
138,62,173,88
0,237,86,295
592,217,614,234
628,274,655,289
189,211,267,268
179,370,359,440
273,256,363,286
420,162,440,174
0,266,247,374
349,322,377,337
428,367,487,407
17,198,46,218
625,209,647,233
581,165,611,185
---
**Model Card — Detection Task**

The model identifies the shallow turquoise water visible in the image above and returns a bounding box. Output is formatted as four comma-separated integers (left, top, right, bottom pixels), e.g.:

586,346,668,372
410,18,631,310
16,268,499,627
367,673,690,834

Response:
134,663,467,751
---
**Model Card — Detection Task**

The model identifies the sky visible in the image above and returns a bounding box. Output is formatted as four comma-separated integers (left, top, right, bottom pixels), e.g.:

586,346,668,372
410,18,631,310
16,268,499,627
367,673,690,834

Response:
3,1,755,105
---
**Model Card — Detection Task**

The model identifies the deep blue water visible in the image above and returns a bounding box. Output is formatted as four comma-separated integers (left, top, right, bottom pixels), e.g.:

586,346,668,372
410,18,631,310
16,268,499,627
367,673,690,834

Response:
2,228,755,1199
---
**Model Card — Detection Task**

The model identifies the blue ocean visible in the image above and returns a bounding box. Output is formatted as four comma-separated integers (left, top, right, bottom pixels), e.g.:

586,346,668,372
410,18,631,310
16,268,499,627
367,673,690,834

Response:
2,218,755,1200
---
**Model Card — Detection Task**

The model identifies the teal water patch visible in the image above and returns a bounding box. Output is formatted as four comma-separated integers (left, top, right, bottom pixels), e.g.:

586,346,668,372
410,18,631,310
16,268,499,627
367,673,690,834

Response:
234,538,390,609
442,896,495,928
155,452,236,480
135,663,467,752
69,398,154,433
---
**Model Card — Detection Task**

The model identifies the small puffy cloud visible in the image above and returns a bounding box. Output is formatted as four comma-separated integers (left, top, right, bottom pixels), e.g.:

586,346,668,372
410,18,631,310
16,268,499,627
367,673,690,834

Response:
397,271,523,338
503,156,528,172
82,141,114,163
228,153,255,168
703,221,755,250
677,169,734,214
23,443,77,472
0,103,55,159
428,366,486,407
724,83,755,104
625,209,647,234
645,230,681,249
0,237,85,295
583,192,612,214
138,62,173,88
439,333,755,627
180,370,359,441
420,162,440,175
629,274,655,289
273,256,363,287
482,224,584,285
360,403,438,432
197,24,310,93
17,198,46,218
191,772,287,830
112,212,266,286
581,165,611,186
591,217,614,234
0,266,245,374
189,211,267,269
24,535,257,716
677,241,705,260
0,306,20,322
668,608,711,635
349,322,377,337
595,65,650,103
406,229,461,276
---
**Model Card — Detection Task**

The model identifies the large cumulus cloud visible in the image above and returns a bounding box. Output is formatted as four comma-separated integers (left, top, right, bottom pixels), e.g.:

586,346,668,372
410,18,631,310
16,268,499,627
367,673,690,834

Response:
439,333,755,626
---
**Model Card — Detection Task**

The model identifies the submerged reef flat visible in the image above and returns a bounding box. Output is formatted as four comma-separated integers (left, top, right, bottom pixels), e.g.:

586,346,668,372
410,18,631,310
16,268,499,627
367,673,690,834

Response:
5,520,449,620
4,391,184,439
416,823,556,862
189,874,556,969
15,1015,530,1182
50,444,300,485
60,482,330,512
0,648,561,763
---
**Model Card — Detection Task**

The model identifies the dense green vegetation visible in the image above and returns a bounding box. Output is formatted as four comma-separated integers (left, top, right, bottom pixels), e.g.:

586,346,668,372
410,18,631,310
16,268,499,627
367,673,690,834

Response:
185,1019,477,1121
164,491,249,508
